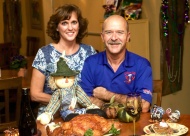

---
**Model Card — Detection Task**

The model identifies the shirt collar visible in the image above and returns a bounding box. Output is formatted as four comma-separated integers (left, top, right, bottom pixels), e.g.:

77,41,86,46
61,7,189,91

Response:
123,50,135,67
99,50,135,67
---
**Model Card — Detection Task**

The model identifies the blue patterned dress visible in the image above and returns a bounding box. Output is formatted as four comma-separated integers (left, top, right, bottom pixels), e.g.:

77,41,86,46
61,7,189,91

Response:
32,43,96,116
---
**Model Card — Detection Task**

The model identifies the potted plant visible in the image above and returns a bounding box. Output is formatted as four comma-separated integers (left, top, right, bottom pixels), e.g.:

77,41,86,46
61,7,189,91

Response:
10,55,27,77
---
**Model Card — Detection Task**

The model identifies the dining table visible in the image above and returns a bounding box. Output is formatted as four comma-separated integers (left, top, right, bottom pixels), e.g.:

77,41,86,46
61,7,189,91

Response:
37,112,190,136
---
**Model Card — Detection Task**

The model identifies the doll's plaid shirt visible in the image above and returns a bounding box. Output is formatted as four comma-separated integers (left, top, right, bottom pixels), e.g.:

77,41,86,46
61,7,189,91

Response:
45,84,92,115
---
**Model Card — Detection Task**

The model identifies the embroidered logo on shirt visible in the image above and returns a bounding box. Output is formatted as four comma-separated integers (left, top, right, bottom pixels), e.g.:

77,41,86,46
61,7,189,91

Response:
143,89,152,96
124,72,136,84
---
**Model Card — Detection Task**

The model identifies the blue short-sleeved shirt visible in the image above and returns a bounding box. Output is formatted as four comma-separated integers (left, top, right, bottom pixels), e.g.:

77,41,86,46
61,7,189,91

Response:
80,50,153,104
32,43,96,95
32,43,96,116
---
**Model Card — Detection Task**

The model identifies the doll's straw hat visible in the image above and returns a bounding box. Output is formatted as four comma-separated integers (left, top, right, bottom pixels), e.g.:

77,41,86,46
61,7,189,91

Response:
50,57,79,77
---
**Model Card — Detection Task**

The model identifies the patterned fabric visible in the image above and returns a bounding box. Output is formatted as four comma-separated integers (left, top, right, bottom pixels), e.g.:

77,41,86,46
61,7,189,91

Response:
45,82,92,120
32,43,96,116
75,85,92,107
60,108,86,120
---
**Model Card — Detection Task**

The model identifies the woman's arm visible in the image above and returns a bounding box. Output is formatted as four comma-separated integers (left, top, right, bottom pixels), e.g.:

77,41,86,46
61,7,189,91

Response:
30,68,51,105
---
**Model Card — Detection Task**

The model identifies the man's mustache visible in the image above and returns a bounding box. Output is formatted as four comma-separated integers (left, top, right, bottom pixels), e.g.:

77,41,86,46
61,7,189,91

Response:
108,42,122,45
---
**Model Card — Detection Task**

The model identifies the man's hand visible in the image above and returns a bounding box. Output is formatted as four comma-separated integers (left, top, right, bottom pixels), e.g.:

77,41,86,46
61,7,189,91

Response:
89,96,105,107
93,87,108,100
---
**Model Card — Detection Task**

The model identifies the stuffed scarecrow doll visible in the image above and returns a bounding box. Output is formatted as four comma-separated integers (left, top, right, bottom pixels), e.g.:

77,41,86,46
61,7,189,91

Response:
37,54,100,125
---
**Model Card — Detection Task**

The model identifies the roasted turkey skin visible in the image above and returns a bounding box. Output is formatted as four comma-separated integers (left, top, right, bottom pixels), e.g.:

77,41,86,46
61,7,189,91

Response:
46,114,121,136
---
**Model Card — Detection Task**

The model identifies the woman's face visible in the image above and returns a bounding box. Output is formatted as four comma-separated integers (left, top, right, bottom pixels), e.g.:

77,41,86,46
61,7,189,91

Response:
57,12,79,43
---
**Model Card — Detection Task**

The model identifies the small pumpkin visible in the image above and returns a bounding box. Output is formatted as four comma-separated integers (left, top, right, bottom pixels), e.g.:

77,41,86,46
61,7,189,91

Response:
101,96,122,119
101,96,140,122
117,106,140,123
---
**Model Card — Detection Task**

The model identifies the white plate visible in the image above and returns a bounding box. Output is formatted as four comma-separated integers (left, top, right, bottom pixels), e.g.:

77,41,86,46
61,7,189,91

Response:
143,123,188,136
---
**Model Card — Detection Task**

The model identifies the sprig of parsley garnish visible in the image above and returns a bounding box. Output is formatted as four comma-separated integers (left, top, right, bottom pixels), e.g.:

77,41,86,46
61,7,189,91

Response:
84,124,120,136
108,124,120,136
84,129,93,136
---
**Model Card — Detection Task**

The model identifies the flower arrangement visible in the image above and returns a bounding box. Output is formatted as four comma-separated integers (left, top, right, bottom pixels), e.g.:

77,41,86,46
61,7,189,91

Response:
9,55,27,70
103,0,142,20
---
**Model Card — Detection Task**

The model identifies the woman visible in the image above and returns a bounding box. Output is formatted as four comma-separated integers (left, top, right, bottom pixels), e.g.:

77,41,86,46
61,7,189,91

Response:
30,4,96,116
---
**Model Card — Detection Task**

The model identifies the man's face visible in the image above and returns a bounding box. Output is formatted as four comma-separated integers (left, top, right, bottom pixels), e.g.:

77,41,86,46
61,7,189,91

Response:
101,17,130,55
54,76,75,88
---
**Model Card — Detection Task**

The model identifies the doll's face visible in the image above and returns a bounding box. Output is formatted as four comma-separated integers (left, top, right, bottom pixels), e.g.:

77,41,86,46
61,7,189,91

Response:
54,76,75,88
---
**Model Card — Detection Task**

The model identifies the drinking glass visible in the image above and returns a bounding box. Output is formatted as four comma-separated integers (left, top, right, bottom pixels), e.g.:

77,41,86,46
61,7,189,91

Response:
126,93,142,136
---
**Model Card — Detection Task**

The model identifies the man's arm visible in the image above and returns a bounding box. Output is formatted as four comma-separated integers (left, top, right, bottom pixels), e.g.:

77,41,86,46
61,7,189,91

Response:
93,87,126,104
89,96,105,108
93,87,150,112
141,99,150,112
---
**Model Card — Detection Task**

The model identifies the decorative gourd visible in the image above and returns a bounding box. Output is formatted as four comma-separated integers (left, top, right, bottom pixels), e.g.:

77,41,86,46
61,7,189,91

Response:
101,96,123,119
101,96,140,122
117,106,140,123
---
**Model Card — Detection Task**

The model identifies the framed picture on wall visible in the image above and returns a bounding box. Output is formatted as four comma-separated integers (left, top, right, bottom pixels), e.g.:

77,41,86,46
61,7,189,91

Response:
30,0,43,30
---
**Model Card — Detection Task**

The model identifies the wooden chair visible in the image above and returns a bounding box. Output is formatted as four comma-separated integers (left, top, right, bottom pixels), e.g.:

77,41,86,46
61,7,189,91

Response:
152,80,163,107
0,77,22,132
26,36,40,56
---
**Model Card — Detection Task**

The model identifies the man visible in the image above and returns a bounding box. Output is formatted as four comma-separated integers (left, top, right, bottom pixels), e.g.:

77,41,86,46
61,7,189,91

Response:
80,15,152,112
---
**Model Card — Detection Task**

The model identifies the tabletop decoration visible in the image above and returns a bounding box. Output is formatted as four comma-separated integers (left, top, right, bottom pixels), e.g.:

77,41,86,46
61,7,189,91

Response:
102,96,121,119
9,55,27,70
102,0,142,20
37,51,100,125
101,95,140,122
166,108,180,123
4,127,19,136
149,104,165,123
125,93,142,136
117,104,140,123
9,55,27,77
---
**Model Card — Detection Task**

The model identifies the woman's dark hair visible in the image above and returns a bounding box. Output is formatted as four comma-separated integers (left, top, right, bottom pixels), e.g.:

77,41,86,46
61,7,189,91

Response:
46,4,88,43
